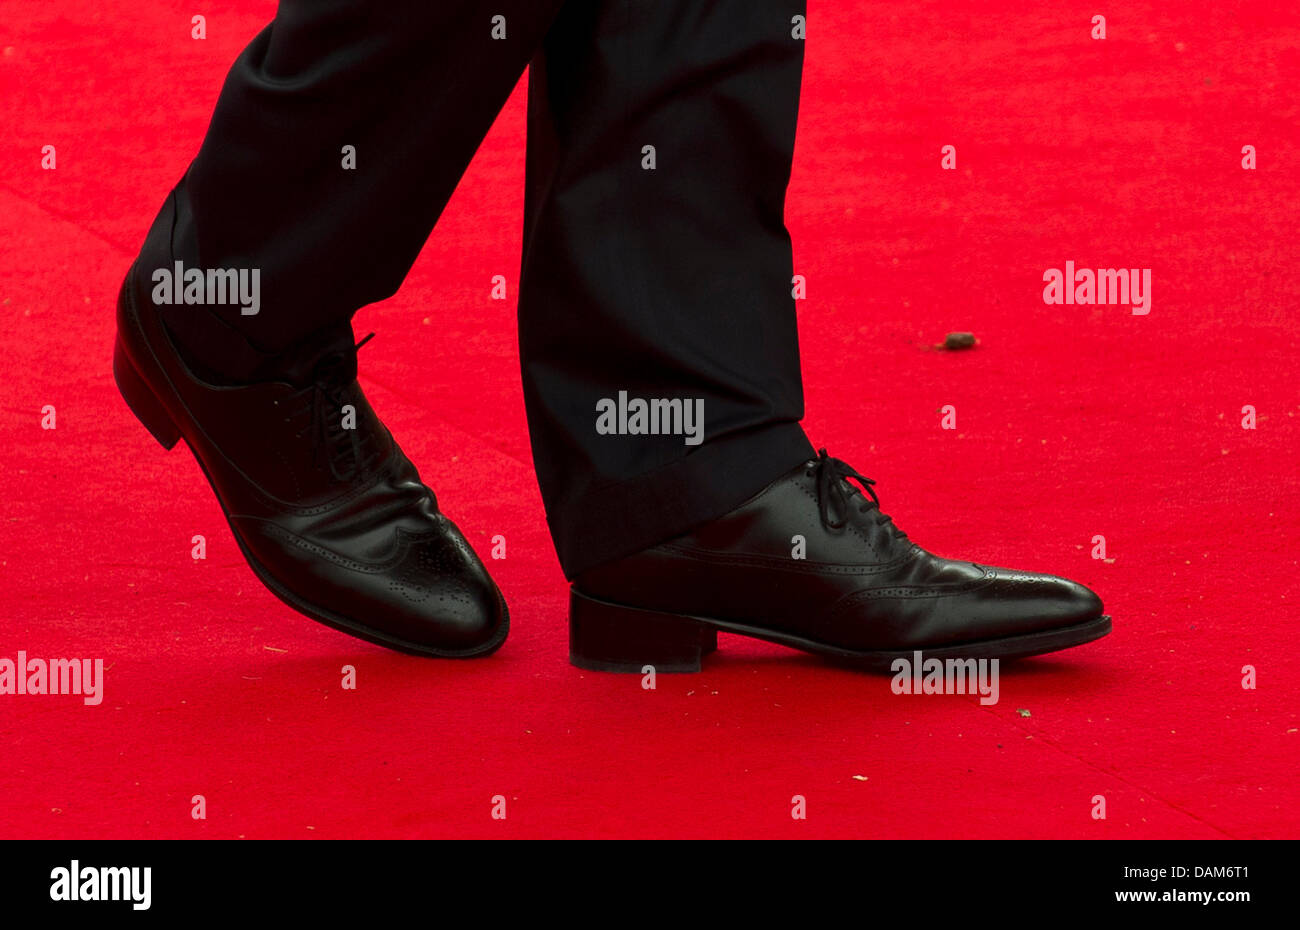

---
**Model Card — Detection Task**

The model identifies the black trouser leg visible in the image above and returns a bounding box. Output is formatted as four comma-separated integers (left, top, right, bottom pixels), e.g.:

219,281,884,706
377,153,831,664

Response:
520,0,815,578
161,0,565,378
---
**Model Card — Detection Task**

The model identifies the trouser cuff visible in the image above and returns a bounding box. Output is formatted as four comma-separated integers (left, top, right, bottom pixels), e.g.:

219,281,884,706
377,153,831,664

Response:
552,421,815,578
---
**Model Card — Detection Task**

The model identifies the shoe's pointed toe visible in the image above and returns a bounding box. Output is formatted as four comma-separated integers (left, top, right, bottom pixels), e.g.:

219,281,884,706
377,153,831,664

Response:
1059,575,1105,625
972,566,1106,637
386,527,510,654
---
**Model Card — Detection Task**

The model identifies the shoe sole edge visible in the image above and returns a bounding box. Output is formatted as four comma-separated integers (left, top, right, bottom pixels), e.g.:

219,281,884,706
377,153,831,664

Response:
570,587,1111,673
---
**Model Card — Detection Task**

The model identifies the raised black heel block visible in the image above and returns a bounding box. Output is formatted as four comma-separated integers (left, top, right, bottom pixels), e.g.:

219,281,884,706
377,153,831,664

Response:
113,337,181,450
569,589,717,673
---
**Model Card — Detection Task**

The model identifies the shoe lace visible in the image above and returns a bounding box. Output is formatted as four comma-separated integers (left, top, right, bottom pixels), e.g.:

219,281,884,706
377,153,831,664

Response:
813,448,907,539
290,332,381,482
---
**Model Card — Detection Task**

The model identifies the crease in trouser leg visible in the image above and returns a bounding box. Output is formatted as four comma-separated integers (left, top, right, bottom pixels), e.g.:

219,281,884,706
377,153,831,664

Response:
519,0,814,577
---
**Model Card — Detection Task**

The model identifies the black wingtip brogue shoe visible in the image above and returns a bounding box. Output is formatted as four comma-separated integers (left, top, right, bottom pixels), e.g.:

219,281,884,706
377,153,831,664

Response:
570,449,1109,672
113,259,508,657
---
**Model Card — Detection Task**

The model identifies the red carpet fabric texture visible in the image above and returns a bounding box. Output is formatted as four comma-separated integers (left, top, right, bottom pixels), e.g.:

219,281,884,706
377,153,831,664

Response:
1,1,1297,838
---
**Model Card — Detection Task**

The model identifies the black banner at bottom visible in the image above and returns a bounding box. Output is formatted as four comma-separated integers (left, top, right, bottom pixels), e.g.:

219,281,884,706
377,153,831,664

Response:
0,839,1281,918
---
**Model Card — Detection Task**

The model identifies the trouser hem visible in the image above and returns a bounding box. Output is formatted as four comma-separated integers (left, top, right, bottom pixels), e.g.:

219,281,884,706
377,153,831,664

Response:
553,421,815,579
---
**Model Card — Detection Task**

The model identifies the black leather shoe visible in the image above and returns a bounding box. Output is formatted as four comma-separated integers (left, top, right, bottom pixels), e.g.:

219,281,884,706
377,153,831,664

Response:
570,450,1109,672
112,263,508,657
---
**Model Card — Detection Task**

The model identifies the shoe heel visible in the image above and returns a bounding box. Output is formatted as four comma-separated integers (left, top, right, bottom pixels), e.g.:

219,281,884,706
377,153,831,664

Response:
113,339,181,450
569,589,717,673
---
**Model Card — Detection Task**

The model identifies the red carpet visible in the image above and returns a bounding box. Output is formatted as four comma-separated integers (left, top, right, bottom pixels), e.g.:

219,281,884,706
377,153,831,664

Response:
2,2,1297,838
